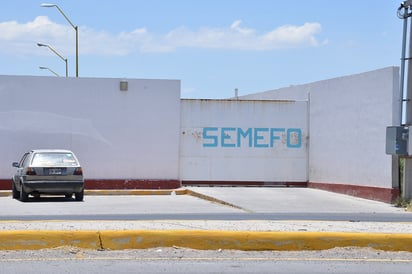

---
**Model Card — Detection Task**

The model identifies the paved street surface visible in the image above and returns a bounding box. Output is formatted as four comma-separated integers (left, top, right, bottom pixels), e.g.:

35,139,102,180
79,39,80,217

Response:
1,247,412,274
1,187,412,273
187,187,405,213
0,187,410,232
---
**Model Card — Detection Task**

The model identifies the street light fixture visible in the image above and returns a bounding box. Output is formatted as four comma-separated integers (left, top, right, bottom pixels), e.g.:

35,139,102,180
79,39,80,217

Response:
41,3,78,77
37,42,68,77
39,66,60,77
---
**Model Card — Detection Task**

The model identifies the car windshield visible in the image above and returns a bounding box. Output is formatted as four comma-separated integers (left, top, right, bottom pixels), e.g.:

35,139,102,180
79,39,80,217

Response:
31,153,78,167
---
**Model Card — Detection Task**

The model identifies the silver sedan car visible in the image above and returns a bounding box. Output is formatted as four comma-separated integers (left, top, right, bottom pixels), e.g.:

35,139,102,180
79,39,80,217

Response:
12,149,84,202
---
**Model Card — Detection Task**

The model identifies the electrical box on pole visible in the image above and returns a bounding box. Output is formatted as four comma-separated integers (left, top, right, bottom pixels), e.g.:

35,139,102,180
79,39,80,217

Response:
386,126,408,155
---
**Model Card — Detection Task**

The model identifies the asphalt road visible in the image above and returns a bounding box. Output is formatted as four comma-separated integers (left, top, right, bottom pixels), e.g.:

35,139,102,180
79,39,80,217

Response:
1,187,412,273
1,212,412,222
2,247,412,274
0,187,411,235
0,187,410,222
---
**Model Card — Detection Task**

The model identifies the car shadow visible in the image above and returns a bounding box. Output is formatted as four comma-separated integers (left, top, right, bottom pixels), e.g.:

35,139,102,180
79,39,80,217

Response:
18,196,83,203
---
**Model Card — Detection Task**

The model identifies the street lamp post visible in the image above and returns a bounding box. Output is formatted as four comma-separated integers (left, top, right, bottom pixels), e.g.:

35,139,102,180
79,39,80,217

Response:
39,66,60,77
37,43,68,77
397,0,412,200
41,3,78,77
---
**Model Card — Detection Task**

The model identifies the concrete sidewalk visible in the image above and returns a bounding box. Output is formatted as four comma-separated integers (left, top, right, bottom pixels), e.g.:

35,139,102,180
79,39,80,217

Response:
0,187,411,251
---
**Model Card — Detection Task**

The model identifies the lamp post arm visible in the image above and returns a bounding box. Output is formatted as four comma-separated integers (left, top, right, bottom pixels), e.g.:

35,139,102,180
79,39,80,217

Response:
39,66,60,77
53,5,76,30
47,45,65,62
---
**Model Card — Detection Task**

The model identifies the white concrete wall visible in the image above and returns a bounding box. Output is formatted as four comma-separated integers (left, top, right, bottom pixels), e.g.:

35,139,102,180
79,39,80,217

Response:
0,75,181,180
180,99,308,182
240,67,400,188
1,67,399,190
308,67,399,187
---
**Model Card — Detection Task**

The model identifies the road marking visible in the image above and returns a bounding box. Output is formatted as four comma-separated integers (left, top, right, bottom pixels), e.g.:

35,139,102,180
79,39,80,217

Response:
1,256,412,263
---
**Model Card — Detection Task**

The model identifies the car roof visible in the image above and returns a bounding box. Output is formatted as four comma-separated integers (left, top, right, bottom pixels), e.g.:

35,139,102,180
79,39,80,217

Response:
30,149,74,154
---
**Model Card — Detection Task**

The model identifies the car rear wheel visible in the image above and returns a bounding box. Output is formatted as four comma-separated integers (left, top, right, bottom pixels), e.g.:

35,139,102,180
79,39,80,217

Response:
12,181,19,199
20,183,28,202
75,190,84,201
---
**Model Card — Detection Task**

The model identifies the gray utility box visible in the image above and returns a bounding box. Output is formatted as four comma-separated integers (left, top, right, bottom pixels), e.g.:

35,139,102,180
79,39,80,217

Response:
386,126,408,156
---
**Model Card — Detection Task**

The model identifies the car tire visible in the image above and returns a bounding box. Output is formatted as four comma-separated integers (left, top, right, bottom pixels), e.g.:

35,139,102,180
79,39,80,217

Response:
20,183,28,202
75,190,84,201
12,181,19,199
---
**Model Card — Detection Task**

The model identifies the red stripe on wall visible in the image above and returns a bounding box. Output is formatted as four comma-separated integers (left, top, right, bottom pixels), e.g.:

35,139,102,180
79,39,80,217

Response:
0,179,181,190
308,182,399,203
182,181,307,187
85,179,181,189
0,180,10,190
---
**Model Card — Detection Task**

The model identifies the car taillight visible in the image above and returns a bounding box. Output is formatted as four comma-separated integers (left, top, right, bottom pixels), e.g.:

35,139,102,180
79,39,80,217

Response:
24,167,36,175
74,167,83,176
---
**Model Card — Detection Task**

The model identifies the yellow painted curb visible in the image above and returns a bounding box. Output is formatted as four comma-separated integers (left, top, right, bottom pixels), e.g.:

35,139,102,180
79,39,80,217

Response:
2,230,410,252
0,191,11,197
0,230,101,250
99,230,412,252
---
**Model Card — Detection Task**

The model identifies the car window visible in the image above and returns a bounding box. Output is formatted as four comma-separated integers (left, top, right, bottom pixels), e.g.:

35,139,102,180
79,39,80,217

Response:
31,153,78,167
19,153,30,168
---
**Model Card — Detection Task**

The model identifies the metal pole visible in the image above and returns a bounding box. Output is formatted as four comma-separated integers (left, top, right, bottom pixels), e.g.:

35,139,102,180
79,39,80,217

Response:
400,7,408,125
75,26,78,77
406,11,412,126
403,0,412,200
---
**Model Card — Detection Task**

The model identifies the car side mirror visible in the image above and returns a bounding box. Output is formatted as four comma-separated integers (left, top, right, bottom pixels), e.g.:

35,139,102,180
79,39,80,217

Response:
12,162,19,168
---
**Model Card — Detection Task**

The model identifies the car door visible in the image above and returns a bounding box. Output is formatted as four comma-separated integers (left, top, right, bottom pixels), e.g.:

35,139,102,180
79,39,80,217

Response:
13,152,29,188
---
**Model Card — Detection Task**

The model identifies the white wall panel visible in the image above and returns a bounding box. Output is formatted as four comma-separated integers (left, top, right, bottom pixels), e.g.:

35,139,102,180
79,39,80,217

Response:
180,100,308,181
0,76,180,180
307,68,398,188
240,67,399,188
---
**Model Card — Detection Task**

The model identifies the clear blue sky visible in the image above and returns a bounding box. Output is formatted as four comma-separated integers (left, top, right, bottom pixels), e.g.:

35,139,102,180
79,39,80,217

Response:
0,0,403,98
